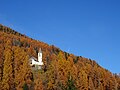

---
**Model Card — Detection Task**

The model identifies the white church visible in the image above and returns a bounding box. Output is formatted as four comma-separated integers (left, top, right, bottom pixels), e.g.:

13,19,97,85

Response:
29,48,44,69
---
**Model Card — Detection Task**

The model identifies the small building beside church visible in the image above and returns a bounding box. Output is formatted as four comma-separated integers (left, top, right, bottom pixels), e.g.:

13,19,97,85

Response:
29,48,44,70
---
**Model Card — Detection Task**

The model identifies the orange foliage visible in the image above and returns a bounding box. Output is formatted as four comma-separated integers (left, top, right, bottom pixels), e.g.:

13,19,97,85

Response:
0,24,120,90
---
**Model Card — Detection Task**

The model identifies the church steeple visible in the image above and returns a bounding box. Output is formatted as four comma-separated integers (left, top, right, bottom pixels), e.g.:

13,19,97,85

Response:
39,48,42,53
38,48,43,65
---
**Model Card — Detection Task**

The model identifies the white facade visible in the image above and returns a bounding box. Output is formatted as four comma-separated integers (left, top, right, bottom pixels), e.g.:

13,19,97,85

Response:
30,48,44,69
38,48,43,65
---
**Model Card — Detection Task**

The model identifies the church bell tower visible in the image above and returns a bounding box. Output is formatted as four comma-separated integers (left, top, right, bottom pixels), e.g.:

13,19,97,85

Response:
38,48,43,65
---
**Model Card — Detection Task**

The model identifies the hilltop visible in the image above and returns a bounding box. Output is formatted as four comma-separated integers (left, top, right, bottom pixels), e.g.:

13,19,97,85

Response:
0,24,120,90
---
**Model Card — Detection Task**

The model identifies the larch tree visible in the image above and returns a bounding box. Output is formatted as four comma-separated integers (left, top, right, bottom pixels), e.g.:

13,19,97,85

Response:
34,71,44,90
13,47,32,90
0,44,4,89
88,77,94,90
2,40,14,90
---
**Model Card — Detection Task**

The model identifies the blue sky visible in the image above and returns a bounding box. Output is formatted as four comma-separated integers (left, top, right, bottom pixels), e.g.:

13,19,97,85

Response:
0,0,120,73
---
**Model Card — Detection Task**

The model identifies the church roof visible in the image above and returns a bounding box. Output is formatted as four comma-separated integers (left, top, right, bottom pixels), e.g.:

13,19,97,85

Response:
29,57,38,62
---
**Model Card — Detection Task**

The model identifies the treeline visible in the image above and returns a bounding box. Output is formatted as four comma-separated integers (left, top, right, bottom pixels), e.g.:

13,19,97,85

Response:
0,24,27,37
0,24,120,90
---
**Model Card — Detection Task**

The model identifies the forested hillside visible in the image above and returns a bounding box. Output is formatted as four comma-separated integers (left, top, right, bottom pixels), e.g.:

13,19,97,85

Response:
0,24,120,90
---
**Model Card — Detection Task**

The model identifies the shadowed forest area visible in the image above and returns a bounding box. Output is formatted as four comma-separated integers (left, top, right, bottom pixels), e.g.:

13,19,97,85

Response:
0,24,120,90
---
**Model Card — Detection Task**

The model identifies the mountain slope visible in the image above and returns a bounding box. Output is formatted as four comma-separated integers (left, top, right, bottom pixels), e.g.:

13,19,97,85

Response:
0,24,120,90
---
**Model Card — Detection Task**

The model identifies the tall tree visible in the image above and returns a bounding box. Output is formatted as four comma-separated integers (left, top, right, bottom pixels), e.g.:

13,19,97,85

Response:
13,47,31,90
2,40,14,90
0,44,4,89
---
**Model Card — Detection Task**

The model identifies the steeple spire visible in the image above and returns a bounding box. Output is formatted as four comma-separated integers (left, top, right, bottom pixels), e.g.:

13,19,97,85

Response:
38,48,43,65
39,48,42,53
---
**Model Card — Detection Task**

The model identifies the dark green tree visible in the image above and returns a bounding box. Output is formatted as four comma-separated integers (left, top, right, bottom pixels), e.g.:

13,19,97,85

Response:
66,74,77,90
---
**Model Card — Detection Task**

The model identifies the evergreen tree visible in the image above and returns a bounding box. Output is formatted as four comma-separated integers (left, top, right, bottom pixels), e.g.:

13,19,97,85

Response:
66,75,77,90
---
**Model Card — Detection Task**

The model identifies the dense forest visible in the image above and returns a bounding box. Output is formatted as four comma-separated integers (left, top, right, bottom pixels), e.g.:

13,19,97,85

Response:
0,24,120,90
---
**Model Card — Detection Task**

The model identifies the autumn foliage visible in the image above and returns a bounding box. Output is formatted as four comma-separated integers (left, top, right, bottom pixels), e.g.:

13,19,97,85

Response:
0,24,120,90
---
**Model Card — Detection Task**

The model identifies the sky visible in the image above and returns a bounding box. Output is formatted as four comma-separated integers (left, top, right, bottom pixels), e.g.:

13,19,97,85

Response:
0,0,120,73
